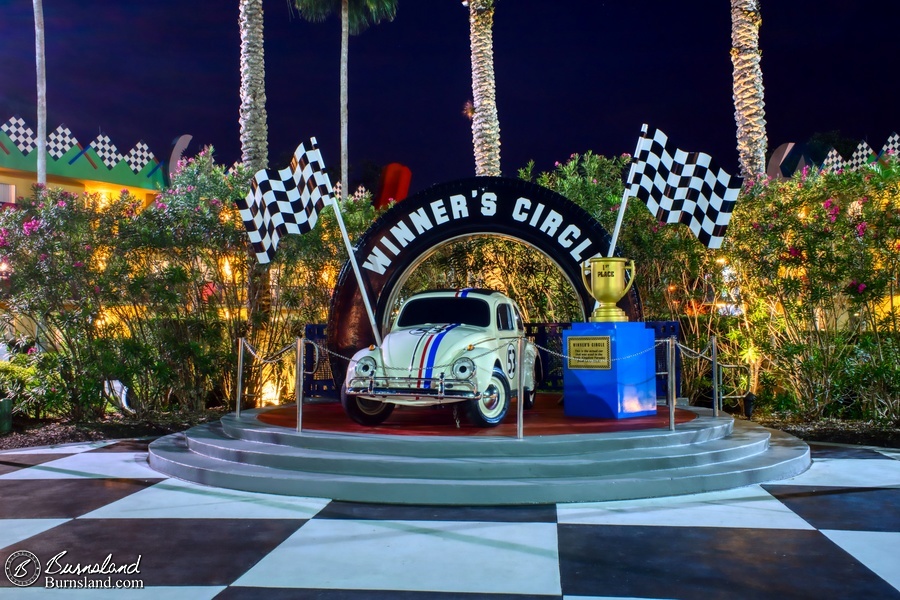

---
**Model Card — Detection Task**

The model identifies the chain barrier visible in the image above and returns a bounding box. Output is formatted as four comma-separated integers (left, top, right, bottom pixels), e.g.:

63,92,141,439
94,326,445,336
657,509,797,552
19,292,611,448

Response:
241,339,297,365
676,339,712,360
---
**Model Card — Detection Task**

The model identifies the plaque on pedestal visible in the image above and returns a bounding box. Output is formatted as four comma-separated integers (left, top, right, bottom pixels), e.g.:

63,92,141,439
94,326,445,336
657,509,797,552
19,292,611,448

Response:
562,322,657,419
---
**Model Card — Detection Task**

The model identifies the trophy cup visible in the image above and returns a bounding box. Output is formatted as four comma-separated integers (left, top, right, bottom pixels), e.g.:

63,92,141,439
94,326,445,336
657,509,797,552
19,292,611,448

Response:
581,257,635,322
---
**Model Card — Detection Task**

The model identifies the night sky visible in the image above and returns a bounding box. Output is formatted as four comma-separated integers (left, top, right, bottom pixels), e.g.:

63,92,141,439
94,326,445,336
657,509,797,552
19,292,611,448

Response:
3,1,900,193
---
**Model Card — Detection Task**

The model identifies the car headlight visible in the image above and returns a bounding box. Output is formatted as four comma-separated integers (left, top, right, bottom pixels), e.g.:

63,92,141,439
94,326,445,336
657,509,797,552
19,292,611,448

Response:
355,356,377,377
451,357,475,380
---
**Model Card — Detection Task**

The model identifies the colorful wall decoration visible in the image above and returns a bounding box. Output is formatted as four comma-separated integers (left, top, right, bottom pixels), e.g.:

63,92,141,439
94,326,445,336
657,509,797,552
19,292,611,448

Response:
767,132,900,179
0,115,166,195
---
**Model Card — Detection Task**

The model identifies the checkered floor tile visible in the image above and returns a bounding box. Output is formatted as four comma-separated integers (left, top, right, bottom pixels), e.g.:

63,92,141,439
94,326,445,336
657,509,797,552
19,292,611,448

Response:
0,440,898,598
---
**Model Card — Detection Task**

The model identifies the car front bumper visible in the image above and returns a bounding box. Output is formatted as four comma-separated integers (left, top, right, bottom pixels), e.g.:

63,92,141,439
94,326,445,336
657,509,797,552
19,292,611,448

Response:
346,375,480,406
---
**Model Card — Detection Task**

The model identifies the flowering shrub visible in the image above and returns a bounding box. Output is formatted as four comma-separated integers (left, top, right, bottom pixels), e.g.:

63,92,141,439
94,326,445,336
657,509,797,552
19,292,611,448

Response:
729,158,900,421
0,148,380,420
0,186,119,419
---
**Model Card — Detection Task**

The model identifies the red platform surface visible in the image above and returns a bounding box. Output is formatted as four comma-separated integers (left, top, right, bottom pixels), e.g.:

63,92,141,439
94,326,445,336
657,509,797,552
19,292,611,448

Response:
256,393,697,437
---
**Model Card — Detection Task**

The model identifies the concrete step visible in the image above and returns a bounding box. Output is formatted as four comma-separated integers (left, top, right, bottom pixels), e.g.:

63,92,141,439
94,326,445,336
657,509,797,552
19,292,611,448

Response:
183,420,772,480
218,408,735,458
147,408,811,505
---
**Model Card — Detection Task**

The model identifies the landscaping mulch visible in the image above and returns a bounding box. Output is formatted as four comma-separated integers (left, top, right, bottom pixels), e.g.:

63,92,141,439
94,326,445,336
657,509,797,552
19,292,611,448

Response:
0,410,227,451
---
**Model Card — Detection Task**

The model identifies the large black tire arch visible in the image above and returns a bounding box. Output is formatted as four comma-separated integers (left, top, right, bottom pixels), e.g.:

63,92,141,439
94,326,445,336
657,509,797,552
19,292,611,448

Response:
327,177,642,387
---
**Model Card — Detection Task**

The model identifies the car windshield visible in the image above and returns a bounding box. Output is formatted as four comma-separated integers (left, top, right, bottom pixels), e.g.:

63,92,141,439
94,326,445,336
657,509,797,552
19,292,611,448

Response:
396,297,491,328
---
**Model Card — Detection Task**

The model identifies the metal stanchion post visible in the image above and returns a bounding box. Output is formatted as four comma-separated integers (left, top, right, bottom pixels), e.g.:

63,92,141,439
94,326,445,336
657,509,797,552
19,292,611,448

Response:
235,338,244,419
295,337,304,433
668,336,676,431
516,336,525,440
711,335,719,417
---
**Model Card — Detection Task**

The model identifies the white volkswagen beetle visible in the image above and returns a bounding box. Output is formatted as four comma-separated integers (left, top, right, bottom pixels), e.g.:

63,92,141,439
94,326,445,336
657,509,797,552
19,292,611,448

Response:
342,289,541,427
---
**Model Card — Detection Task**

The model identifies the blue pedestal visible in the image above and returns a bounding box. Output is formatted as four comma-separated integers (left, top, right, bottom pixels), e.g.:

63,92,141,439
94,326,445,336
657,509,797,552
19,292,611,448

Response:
562,322,657,419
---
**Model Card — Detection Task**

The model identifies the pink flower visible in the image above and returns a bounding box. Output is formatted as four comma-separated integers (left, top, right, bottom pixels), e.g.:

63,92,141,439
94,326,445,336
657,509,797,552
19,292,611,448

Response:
27,347,37,355
554,161,560,167
84,244,92,252
0,228,8,247
856,222,867,237
823,199,834,209
209,198,222,207
39,253,48,262
73,261,84,268
858,283,867,293
751,222,760,230
621,153,631,159
788,246,801,258
94,286,101,294
57,200,66,208
22,218,41,236
155,201,168,211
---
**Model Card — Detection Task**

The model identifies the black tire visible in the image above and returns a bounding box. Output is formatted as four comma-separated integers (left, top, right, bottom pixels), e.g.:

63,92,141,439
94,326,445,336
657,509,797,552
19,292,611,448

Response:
523,387,536,410
341,384,394,426
523,355,543,410
466,367,510,427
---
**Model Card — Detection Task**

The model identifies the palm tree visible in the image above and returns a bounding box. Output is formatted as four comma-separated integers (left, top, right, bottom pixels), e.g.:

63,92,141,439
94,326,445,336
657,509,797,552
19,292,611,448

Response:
238,0,270,409
33,0,47,185
730,0,767,177
466,0,501,177
293,0,397,196
239,0,268,172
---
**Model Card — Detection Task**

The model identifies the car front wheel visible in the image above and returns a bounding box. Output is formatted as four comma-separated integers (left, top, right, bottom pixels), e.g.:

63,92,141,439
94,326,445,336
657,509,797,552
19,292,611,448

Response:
467,367,510,427
341,383,394,426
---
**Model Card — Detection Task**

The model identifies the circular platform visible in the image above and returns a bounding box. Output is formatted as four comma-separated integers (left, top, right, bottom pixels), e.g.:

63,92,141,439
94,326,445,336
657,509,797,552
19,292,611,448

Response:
148,396,811,505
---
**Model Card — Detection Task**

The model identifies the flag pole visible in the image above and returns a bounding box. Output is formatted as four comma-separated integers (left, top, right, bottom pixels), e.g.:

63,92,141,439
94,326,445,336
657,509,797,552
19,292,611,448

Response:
330,196,383,346
607,163,636,258
607,124,648,258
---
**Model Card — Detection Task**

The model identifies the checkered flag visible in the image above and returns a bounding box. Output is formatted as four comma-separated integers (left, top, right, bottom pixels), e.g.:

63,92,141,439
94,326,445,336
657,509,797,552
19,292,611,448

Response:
235,138,334,264
821,148,844,173
625,125,742,249
1,116,37,155
124,141,156,173
91,134,124,168
844,142,876,172
47,125,80,159
881,133,900,159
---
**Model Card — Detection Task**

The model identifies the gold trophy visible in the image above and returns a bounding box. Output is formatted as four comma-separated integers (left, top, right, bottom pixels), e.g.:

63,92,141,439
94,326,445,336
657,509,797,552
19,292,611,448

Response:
581,257,635,322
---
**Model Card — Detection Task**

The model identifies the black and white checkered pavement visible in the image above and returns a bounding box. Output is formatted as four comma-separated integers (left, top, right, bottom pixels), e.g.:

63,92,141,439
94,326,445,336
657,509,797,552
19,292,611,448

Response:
0,117,37,156
1,439,898,598
235,138,334,264
626,125,741,249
